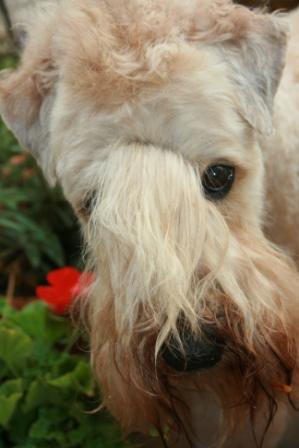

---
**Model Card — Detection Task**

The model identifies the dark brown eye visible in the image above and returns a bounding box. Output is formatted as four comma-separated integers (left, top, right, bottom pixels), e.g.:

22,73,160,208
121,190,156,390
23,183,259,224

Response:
202,165,235,200
79,191,97,218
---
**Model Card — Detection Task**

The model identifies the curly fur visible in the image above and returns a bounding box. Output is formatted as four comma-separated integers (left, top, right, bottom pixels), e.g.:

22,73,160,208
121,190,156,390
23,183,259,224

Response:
1,1,299,447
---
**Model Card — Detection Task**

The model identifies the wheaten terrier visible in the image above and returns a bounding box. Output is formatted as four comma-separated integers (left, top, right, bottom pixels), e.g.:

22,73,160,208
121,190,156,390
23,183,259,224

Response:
1,0,299,447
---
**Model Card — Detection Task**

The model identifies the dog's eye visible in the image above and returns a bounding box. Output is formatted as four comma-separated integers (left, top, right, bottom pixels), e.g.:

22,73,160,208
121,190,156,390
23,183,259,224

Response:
78,191,96,219
202,165,235,200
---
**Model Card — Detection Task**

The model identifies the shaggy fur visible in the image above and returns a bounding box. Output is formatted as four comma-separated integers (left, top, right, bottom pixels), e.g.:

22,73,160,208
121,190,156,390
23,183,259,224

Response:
1,1,299,447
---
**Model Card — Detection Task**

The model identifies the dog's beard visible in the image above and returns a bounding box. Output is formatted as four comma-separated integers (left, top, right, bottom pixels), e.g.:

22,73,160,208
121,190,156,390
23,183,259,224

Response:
81,145,299,446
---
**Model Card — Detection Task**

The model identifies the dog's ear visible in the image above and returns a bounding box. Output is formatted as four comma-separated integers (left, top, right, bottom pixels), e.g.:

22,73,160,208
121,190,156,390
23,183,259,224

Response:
220,13,288,135
0,4,57,176
0,60,56,166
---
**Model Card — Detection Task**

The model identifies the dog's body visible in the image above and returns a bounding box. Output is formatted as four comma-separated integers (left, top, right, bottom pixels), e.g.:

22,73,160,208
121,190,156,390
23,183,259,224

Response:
1,1,299,447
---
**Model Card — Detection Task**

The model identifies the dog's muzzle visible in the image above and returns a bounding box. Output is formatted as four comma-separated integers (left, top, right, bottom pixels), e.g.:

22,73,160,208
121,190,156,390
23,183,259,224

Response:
161,322,225,372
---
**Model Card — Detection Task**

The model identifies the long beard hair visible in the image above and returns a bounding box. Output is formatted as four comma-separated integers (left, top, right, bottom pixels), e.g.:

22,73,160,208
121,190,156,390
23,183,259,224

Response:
78,144,299,447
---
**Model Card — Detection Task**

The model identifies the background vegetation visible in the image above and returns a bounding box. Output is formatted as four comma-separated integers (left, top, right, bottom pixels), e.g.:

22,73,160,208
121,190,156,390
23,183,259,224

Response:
0,299,132,448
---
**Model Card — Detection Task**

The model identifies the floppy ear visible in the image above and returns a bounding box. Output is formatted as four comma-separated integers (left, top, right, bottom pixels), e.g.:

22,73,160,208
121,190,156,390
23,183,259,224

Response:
0,1,57,173
0,60,55,165
219,13,288,135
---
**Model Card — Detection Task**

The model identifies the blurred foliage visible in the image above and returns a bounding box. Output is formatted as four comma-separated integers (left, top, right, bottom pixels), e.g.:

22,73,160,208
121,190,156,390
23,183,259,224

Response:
0,55,81,297
0,298,133,448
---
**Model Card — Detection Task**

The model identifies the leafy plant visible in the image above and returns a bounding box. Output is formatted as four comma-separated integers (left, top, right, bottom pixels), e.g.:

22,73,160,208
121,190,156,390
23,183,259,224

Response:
0,298,133,448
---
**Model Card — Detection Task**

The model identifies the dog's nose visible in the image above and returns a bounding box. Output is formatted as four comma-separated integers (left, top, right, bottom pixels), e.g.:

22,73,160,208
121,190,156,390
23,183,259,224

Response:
161,323,225,372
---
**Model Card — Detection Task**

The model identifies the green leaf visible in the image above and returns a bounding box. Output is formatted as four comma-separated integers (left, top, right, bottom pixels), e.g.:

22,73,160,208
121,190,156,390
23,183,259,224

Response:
73,361,95,395
23,381,46,413
23,380,62,413
29,407,68,443
0,379,24,427
0,188,32,209
0,298,7,316
68,413,133,448
1,302,48,338
3,301,69,343
1,301,72,354
0,325,33,372
0,379,23,396
0,392,22,427
0,211,66,268
47,360,94,395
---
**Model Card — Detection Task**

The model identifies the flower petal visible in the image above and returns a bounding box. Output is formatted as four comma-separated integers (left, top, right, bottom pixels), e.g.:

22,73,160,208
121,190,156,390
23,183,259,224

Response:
36,285,73,314
47,267,81,289
36,268,92,314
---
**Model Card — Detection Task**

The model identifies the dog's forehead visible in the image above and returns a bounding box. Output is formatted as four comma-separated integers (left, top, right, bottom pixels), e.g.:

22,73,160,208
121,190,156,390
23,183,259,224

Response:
51,46,248,179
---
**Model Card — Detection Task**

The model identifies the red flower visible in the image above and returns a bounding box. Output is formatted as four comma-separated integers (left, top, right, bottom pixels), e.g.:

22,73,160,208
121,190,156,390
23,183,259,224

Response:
36,267,92,314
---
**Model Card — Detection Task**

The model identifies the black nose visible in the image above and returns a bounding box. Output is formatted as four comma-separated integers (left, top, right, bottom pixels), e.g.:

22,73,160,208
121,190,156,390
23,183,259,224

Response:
161,322,225,372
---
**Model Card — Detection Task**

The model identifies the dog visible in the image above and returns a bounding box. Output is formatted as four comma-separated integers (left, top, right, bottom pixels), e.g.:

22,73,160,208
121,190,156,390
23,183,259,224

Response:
1,0,299,446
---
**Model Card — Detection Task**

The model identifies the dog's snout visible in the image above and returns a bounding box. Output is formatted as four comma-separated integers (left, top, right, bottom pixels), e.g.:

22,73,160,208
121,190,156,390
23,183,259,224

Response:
161,323,225,373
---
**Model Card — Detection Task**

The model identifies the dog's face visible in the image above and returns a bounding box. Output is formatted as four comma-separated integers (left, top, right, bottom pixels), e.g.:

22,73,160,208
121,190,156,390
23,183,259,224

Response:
1,0,299,443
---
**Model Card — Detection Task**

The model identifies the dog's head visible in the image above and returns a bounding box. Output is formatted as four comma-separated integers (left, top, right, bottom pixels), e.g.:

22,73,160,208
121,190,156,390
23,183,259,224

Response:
1,0,298,444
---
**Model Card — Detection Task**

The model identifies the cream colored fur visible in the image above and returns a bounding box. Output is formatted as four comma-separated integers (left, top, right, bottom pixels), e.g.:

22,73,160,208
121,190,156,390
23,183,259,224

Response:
1,1,299,447
262,11,299,265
